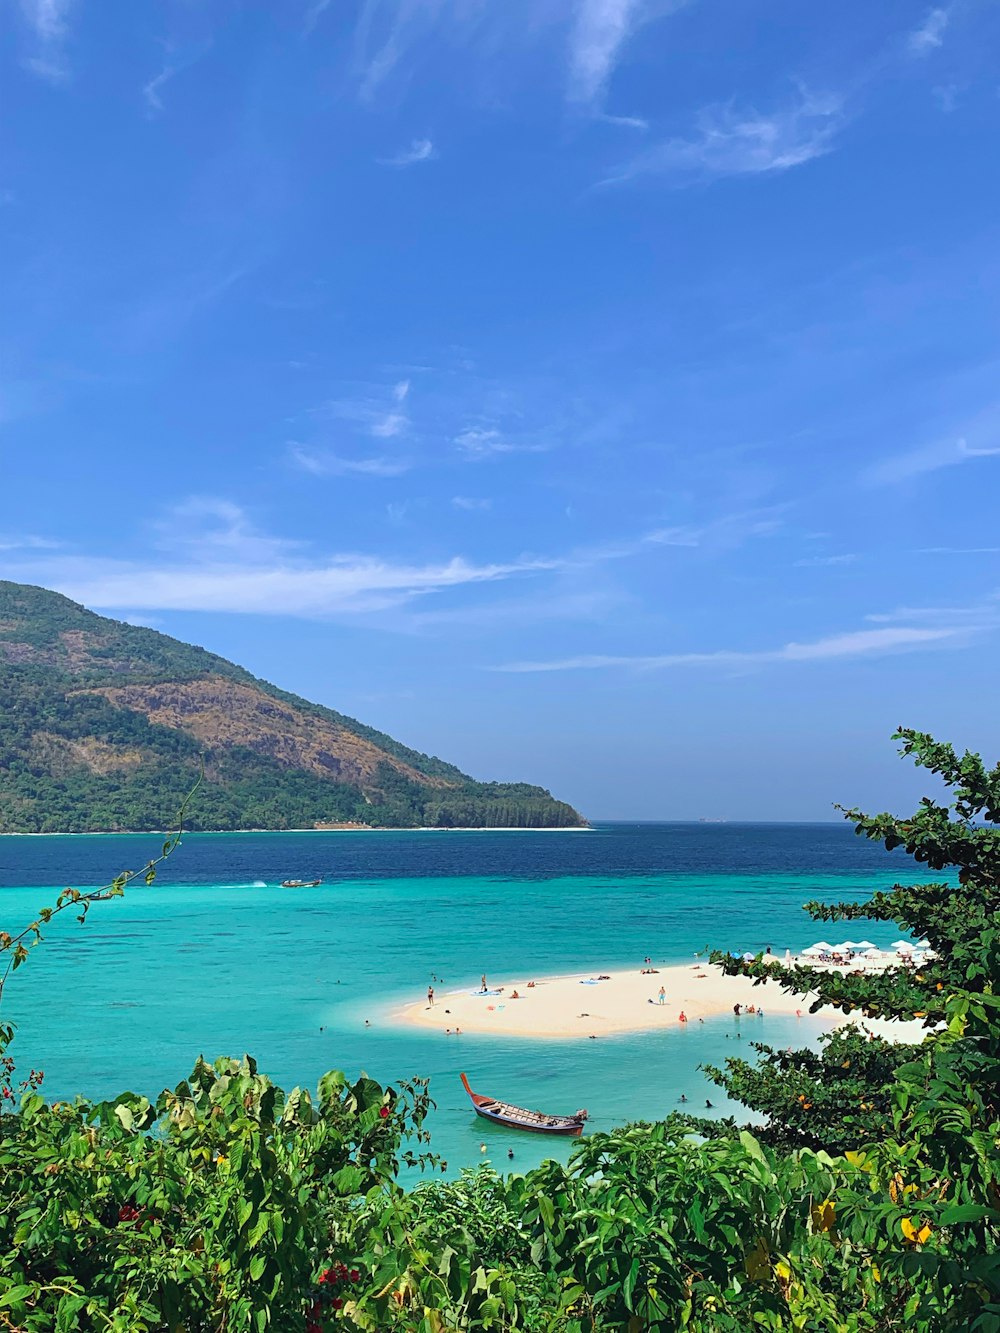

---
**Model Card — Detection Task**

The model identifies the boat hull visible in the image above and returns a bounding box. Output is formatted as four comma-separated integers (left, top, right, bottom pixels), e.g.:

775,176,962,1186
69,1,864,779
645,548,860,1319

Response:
460,1072,586,1137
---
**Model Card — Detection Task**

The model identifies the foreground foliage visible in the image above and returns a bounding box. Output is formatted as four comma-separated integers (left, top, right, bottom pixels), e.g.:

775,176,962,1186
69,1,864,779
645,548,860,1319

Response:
2,728,1000,1329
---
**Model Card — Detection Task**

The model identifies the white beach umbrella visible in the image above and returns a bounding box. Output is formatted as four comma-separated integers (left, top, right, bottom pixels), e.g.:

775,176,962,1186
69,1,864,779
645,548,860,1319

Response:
810,941,835,952
854,941,877,951
892,940,915,952
801,944,830,957
915,939,931,950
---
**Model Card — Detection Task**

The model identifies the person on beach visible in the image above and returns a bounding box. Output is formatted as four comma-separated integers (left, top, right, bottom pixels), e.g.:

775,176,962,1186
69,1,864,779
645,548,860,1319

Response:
481,974,487,993
511,990,520,999
733,1003,741,1015
427,985,434,1006
679,1011,688,1023
657,986,666,1005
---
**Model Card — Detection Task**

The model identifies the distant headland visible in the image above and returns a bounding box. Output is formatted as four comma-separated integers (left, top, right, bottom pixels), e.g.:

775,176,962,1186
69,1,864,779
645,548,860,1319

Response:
0,581,587,835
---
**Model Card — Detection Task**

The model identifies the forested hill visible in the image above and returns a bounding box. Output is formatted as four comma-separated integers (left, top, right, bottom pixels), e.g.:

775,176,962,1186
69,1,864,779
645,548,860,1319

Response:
0,581,586,833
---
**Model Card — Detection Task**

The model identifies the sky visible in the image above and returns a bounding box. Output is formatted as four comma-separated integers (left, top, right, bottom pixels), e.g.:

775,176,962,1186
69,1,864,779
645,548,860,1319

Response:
2,0,1000,820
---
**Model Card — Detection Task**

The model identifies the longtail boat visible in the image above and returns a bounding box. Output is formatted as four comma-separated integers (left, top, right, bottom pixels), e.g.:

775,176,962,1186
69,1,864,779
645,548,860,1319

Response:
459,1072,588,1136
280,879,322,888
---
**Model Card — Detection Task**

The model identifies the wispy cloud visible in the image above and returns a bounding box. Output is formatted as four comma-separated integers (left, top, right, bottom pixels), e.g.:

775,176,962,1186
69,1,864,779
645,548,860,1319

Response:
568,0,645,104
580,510,784,564
494,625,962,673
6,549,560,619
454,427,548,458
908,7,950,56
603,87,844,186
916,546,1000,556
794,553,858,567
0,533,63,552
378,138,435,168
314,380,412,439
19,0,73,80
302,0,333,35
600,112,649,130
452,496,492,510
142,42,210,114
863,593,1000,627
932,83,960,113
864,436,1000,486
288,445,411,479
143,64,175,113
153,498,300,566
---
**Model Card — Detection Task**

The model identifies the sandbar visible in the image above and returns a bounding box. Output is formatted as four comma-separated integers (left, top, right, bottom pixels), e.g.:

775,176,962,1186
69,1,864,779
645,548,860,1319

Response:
394,963,925,1042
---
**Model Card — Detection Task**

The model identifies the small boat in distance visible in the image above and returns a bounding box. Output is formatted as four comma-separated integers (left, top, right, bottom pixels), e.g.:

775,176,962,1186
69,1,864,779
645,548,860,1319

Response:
460,1072,588,1137
280,879,322,888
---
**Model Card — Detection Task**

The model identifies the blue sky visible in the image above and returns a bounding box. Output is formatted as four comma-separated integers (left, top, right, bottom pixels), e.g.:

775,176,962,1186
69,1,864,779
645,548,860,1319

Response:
2,0,1000,819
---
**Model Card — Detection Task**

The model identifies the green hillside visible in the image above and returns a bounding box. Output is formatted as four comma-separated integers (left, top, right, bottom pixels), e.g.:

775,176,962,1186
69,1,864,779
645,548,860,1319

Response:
0,581,586,833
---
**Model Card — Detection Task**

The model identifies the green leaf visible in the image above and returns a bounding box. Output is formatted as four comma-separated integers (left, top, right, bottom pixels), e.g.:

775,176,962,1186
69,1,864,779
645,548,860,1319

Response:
940,1204,998,1226
0,1286,34,1308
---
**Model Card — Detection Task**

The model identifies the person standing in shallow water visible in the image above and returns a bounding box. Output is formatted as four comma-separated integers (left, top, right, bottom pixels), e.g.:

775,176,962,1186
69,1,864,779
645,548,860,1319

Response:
481,974,487,993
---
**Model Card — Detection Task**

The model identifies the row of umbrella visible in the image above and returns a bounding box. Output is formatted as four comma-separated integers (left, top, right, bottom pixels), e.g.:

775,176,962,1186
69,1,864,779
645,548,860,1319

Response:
801,939,931,957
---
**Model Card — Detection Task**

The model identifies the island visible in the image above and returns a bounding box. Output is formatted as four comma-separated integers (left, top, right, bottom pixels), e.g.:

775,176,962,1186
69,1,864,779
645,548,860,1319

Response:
0,581,587,834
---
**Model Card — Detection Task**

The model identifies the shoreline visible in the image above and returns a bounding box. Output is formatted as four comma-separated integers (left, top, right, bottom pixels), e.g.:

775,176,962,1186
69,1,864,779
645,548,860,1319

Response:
392,961,926,1043
0,825,592,838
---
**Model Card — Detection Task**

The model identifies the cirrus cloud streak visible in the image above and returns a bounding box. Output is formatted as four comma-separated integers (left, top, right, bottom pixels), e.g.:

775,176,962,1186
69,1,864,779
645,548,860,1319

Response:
4,552,562,618
493,625,962,672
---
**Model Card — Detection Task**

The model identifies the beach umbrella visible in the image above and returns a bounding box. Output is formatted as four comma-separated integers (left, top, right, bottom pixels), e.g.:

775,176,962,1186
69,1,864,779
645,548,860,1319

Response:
834,941,860,952
892,940,915,952
915,939,931,950
742,952,756,961
854,941,876,951
801,944,830,957
810,941,835,952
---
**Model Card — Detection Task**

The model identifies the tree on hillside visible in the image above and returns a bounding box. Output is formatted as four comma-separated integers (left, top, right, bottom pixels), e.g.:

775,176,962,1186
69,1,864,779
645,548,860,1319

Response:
704,727,1000,1152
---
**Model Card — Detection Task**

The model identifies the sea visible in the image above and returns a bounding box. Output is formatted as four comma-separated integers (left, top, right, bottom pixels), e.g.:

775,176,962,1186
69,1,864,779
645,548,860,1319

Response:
0,823,926,1177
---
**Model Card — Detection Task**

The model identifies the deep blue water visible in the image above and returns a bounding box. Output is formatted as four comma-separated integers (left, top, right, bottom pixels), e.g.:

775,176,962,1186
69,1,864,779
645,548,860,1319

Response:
0,823,922,1175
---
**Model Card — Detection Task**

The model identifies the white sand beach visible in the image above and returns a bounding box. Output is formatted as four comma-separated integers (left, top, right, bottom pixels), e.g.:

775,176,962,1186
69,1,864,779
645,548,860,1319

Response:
395,960,926,1042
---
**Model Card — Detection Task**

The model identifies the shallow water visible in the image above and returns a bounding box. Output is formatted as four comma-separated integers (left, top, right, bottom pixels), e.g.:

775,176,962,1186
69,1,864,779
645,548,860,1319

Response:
0,823,926,1176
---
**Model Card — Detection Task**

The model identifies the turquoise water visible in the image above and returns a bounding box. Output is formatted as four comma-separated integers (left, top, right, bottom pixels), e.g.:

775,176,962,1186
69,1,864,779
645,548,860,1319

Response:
0,824,923,1176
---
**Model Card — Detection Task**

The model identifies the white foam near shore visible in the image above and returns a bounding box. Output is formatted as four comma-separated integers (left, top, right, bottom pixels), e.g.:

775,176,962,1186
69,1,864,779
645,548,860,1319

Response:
394,960,928,1042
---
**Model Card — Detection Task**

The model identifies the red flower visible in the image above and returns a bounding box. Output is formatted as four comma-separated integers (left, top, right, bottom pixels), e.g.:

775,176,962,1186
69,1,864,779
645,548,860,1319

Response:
349,1269,360,1283
318,1268,334,1285
378,1106,389,1119
331,1297,343,1310
306,1322,322,1333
